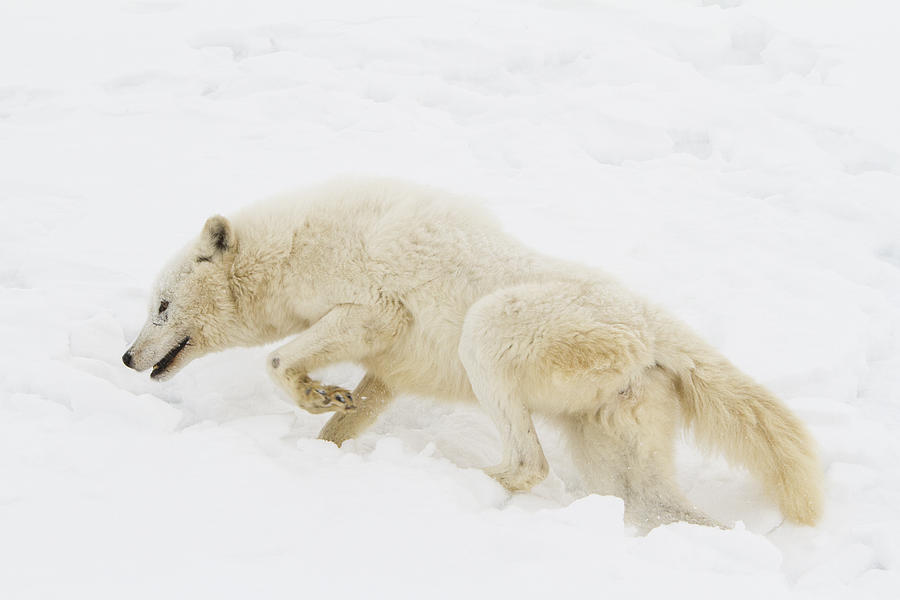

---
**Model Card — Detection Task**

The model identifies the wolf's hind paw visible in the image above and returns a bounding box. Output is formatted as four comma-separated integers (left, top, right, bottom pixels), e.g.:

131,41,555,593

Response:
484,460,548,492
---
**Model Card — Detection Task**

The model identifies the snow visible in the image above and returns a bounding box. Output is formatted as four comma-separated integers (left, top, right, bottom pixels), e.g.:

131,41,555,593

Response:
2,0,899,598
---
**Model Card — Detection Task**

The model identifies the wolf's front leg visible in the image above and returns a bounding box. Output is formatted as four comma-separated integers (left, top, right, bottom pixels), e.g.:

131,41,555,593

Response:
273,368,357,414
267,302,406,415
318,373,393,445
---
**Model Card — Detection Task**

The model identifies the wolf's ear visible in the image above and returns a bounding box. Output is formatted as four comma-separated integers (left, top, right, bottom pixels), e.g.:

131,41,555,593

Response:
201,215,235,255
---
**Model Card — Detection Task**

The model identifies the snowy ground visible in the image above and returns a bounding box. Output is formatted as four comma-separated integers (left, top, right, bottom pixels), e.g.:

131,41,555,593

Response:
2,0,900,598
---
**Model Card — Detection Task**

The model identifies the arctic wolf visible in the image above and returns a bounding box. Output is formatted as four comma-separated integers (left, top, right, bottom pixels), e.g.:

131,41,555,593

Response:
123,178,823,528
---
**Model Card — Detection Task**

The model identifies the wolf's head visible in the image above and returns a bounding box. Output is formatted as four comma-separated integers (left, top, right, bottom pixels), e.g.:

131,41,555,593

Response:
122,215,241,381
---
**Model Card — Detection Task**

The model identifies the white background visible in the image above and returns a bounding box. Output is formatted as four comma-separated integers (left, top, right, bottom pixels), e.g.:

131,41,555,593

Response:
1,1,899,598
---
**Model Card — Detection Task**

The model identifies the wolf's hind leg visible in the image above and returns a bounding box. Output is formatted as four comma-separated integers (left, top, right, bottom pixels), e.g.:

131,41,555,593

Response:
459,336,549,491
318,373,393,446
473,378,549,492
458,292,550,492
564,368,721,529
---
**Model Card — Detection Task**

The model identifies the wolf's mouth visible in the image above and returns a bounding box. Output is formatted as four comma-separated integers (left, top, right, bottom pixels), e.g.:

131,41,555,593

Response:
151,337,190,379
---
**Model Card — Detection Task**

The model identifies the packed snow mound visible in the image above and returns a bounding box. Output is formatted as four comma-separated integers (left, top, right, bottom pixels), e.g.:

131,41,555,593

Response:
2,0,900,598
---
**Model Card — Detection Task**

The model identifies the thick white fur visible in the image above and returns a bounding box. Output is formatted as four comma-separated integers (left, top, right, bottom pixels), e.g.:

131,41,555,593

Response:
125,177,823,528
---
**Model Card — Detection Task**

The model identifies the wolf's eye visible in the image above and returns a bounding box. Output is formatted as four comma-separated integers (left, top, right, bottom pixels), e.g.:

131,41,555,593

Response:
158,300,169,314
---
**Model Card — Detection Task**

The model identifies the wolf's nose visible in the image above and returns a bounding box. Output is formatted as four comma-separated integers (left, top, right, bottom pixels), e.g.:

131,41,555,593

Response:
122,351,134,368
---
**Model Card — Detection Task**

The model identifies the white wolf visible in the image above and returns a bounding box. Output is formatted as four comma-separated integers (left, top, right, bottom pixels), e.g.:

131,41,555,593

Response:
123,177,823,528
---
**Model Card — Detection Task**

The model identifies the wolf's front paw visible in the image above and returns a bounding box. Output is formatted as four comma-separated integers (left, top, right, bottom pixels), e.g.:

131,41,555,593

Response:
267,356,356,414
301,382,357,413
287,372,357,414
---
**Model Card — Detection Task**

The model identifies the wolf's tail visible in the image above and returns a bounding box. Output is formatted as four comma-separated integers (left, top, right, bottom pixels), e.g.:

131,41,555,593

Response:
663,336,823,525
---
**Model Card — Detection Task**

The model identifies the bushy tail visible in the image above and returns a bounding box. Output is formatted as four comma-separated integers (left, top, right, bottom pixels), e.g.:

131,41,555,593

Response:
668,348,824,526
